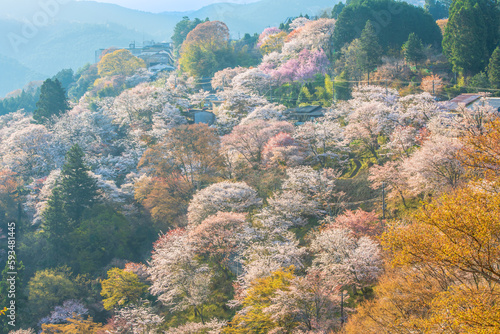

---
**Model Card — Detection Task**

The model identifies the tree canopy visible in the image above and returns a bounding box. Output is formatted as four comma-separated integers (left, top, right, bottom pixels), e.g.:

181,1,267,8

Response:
333,0,442,51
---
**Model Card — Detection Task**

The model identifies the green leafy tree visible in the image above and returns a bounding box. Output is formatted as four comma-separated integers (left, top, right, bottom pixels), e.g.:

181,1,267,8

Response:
335,70,352,100
97,49,146,77
27,267,77,321
33,78,69,124
179,21,236,77
403,33,426,65
443,0,499,75
359,21,383,83
100,268,148,310
297,86,313,106
488,46,500,89
69,206,133,273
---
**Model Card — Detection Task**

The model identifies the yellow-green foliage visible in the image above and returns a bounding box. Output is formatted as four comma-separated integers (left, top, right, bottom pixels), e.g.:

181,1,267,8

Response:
100,268,148,310
260,31,287,55
97,49,146,78
224,267,296,333
28,267,77,318
41,316,103,333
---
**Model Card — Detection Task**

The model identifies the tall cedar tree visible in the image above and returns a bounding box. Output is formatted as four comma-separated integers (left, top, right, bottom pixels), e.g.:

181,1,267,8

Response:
443,0,499,75
359,21,383,83
59,144,99,222
403,33,426,65
43,187,70,263
488,46,500,89
33,78,69,124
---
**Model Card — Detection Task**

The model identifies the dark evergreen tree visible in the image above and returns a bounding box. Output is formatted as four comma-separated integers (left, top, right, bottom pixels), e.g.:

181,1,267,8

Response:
52,69,75,92
171,17,205,55
488,46,500,89
359,21,383,83
32,78,69,124
443,0,499,76
59,144,100,222
425,0,450,19
403,33,426,65
332,2,345,19
333,0,442,51
42,187,71,263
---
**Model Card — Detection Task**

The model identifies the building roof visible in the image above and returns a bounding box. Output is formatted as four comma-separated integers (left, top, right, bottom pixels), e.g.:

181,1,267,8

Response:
446,94,481,110
285,105,324,114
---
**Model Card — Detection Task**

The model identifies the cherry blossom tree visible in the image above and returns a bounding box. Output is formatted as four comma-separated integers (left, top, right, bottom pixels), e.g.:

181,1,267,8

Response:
236,233,307,291
401,134,464,195
383,125,418,159
148,229,212,323
107,303,164,334
344,101,397,162
325,209,382,238
262,132,304,167
239,104,286,125
265,49,330,84
310,228,382,289
264,271,338,333
232,68,273,95
213,88,269,133
0,122,62,180
294,115,346,168
257,27,282,48
281,19,336,56
187,181,262,225
188,212,248,266
38,300,88,326
163,319,227,334
368,160,410,207
211,66,247,90
222,120,294,169
396,93,440,128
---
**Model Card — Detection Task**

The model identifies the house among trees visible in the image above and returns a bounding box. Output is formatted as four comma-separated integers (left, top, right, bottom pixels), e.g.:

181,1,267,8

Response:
95,41,175,72
283,105,325,123
444,93,500,111
183,109,216,125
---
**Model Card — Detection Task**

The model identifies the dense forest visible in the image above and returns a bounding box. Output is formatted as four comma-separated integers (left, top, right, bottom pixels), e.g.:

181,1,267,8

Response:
1,0,500,332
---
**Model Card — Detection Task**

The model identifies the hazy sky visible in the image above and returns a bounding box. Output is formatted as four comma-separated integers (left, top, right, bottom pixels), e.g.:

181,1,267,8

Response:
81,0,261,12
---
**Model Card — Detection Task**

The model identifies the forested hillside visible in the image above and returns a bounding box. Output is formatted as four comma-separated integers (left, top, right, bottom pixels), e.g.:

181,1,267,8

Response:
2,0,500,332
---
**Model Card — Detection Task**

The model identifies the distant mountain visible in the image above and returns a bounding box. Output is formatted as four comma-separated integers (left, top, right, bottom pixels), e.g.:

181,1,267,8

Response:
0,54,45,98
5,0,434,97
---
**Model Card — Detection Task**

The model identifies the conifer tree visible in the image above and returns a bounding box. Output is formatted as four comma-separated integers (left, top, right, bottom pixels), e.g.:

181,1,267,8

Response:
403,33,426,66
59,144,99,222
488,46,500,89
42,187,70,262
359,21,382,84
33,78,69,124
443,0,499,75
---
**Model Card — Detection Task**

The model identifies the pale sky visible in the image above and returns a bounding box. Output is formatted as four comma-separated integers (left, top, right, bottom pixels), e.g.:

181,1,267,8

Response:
80,0,261,13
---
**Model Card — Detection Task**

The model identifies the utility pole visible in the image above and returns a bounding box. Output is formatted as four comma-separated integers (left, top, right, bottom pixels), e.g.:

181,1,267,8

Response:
382,182,386,220
340,290,346,325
